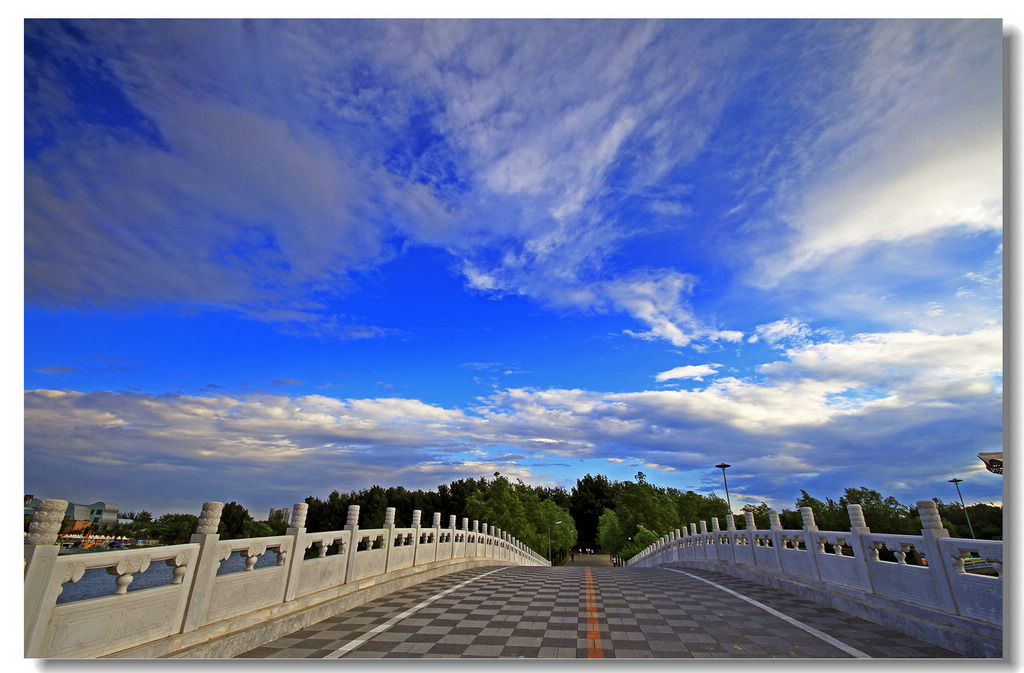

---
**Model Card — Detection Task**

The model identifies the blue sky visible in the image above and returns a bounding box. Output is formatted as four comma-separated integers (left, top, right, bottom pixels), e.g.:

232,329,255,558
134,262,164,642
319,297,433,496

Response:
23,19,1004,518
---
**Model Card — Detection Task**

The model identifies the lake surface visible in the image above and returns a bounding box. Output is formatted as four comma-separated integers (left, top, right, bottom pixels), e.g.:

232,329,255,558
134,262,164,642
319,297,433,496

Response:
55,548,283,604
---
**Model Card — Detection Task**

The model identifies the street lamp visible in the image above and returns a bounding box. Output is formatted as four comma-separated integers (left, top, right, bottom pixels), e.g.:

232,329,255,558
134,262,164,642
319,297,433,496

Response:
548,520,562,561
948,478,976,539
715,463,732,513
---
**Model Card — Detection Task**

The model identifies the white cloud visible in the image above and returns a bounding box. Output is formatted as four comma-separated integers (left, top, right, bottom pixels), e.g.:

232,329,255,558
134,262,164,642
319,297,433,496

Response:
749,318,813,348
655,364,719,382
24,324,1001,514
752,20,1001,286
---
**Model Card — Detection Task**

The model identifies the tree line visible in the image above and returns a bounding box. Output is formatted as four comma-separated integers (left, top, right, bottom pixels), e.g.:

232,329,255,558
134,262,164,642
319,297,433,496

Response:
586,472,1002,560
60,472,999,557
303,473,577,560
78,503,289,544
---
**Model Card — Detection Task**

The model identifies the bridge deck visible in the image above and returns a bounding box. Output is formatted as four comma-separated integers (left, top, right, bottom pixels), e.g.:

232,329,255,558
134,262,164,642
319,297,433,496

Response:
237,565,961,659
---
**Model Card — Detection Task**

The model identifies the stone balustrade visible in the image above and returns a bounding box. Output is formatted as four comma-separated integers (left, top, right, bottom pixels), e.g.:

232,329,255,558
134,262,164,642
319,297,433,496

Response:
24,500,547,658
627,500,1002,657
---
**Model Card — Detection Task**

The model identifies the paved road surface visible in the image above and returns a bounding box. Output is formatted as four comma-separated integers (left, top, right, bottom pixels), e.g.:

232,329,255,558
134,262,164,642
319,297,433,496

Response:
237,565,960,659
564,553,613,567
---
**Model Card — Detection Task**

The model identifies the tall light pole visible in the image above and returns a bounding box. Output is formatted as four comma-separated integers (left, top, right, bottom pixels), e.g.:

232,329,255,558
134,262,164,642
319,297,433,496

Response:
715,463,732,513
948,478,976,539
548,520,562,561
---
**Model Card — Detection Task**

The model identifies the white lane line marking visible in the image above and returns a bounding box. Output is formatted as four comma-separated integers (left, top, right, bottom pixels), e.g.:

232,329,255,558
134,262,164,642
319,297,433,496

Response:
323,566,508,658
663,568,871,659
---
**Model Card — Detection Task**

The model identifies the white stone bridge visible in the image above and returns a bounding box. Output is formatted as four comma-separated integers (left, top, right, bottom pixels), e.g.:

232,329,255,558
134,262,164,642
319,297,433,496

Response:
23,499,1001,658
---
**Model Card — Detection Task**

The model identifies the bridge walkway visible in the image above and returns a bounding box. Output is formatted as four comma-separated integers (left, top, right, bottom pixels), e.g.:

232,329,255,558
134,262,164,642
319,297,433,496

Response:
237,565,961,659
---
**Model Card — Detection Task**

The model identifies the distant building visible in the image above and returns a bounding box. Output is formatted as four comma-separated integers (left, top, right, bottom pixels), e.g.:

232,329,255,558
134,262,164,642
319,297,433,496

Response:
24,499,120,532
269,507,290,525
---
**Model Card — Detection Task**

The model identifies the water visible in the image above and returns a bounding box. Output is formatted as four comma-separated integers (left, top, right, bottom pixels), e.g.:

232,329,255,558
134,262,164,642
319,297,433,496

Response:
55,548,283,604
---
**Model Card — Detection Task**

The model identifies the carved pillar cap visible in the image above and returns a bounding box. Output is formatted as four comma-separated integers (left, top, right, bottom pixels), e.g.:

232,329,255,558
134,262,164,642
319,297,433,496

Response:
432,512,442,527
711,518,720,532
743,512,757,531
449,515,457,528
690,523,698,536
384,507,396,527
847,504,869,530
472,519,479,532
461,517,469,531
346,505,360,528
918,500,944,530
700,520,709,534
196,502,224,535
726,514,736,532
411,510,422,527
290,503,308,529
769,510,783,530
799,506,818,529
26,499,68,546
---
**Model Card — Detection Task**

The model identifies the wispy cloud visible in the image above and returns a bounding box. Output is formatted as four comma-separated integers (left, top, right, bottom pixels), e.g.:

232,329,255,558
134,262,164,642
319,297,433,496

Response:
749,21,1001,286
23,20,1003,515
655,364,719,382
25,325,1000,511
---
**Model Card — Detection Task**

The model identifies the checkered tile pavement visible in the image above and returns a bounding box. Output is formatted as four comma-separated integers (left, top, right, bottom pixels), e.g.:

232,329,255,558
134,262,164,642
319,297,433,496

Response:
236,565,962,659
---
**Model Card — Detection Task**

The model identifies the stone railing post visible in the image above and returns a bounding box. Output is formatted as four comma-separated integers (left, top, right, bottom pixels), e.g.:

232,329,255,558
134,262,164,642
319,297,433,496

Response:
283,503,308,602
181,502,224,633
461,518,470,558
845,504,875,593
768,509,784,568
724,515,737,563
344,505,360,583
704,519,717,562
916,500,959,613
24,498,68,656
383,507,396,573
799,507,822,580
410,509,422,566
432,512,442,563
743,512,759,566
448,515,457,559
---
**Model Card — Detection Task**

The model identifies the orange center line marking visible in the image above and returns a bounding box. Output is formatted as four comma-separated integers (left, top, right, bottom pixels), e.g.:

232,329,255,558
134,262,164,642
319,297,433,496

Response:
585,569,603,658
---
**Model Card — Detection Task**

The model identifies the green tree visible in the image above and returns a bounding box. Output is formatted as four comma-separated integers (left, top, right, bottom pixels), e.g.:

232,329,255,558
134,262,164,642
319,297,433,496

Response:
674,490,730,530
929,499,1002,540
841,487,908,533
218,502,252,539
740,502,773,530
465,475,527,537
613,473,680,540
244,520,277,538
794,490,849,531
570,474,616,550
152,513,199,544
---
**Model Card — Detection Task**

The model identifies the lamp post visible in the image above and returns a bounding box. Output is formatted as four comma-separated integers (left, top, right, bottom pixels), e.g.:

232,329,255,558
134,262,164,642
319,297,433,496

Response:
948,478,976,539
715,463,732,513
548,520,562,562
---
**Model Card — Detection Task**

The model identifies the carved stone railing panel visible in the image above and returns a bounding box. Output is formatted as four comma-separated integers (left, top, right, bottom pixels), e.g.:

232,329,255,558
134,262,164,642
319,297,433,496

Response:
26,505,546,658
